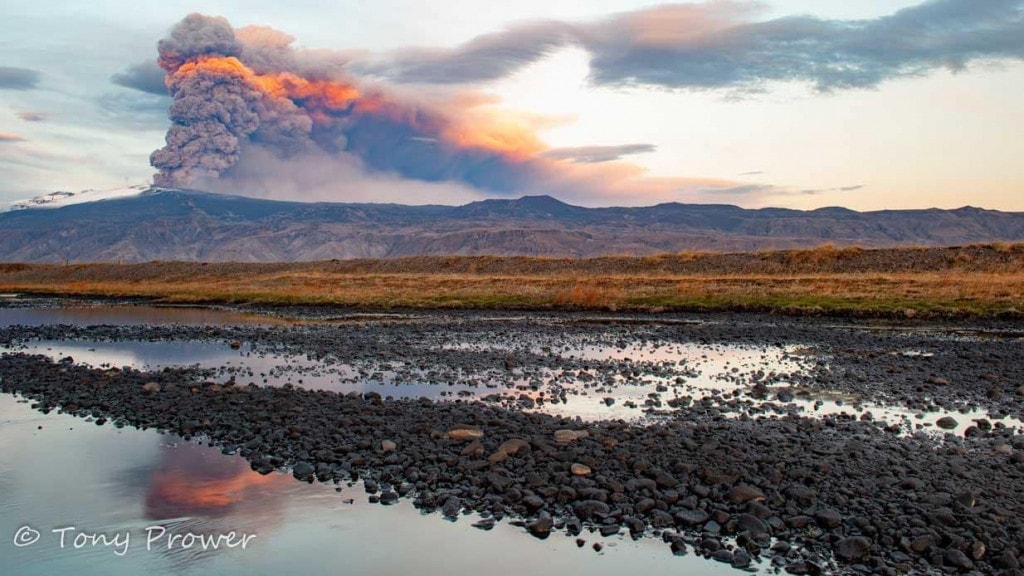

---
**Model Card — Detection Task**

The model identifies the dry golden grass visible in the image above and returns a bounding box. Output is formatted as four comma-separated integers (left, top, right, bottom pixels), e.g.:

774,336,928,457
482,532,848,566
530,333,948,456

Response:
1,243,1023,317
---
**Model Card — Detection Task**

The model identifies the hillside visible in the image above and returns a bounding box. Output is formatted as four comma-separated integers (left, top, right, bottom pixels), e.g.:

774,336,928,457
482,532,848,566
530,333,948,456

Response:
1,188,1024,262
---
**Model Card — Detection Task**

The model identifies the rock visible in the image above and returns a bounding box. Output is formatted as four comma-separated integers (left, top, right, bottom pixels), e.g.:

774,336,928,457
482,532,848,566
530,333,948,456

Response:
728,484,766,504
996,551,1020,569
747,501,772,519
731,550,752,568
571,463,592,476
573,500,610,520
527,516,553,538
380,491,399,505
735,513,769,536
523,495,545,510
785,485,817,506
653,470,679,488
624,517,645,536
711,549,734,564
460,439,485,457
381,439,397,452
497,438,530,456
702,469,740,485
936,416,958,430
944,548,974,570
834,536,872,562
785,560,824,575
554,429,589,443
471,518,495,530
970,540,986,560
636,498,656,514
229,340,242,349
815,508,843,529
955,491,977,508
910,535,935,554
649,510,674,528
927,376,950,386
701,538,722,553
141,382,161,393
929,507,957,527
599,523,620,537
448,427,484,441
441,496,461,519
292,461,315,481
669,537,688,556
674,509,709,527
487,472,513,492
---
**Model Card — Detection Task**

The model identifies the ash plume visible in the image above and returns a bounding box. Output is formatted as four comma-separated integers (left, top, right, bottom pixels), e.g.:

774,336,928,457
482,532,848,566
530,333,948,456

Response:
149,14,542,194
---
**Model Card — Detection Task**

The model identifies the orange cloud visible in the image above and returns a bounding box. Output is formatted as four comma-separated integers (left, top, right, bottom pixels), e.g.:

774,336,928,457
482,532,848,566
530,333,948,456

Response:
152,14,754,202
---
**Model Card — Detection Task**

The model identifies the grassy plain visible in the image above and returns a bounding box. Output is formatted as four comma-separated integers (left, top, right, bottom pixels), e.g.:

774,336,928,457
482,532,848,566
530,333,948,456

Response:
1,243,1022,318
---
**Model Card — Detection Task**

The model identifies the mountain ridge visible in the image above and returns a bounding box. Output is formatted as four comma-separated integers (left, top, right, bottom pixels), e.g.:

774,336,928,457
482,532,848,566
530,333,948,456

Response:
1,188,1022,262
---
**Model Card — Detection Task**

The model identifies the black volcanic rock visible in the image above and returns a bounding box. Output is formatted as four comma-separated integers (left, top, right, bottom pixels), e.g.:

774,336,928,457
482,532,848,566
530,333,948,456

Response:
1,188,1023,262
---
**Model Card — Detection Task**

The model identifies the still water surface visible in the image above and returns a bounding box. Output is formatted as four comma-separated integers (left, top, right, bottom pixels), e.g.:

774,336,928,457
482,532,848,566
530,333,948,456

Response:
0,394,736,576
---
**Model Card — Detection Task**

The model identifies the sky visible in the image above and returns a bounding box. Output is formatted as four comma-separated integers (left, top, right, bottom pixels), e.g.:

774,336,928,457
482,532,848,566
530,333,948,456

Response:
0,0,1022,211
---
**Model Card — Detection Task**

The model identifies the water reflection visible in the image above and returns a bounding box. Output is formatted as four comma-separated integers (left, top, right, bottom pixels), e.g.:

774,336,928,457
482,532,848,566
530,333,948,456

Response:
0,304,286,327
9,332,1020,433
0,394,736,576
144,447,290,520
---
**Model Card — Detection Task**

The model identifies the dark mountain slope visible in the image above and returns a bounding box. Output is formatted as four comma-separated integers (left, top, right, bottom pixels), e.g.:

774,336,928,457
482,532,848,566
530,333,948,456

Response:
1,188,1022,262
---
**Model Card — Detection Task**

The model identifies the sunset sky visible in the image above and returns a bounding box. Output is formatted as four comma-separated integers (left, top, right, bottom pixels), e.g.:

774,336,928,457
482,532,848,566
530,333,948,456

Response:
1,0,1022,210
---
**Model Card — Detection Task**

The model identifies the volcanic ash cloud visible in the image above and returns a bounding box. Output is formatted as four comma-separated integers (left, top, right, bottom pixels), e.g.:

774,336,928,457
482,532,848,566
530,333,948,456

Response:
149,14,542,195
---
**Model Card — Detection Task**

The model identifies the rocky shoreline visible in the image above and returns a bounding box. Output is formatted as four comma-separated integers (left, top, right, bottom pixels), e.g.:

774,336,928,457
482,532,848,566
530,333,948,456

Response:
1,310,1023,574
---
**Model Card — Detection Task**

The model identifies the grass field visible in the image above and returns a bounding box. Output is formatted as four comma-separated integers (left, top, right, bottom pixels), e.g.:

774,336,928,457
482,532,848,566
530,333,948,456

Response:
1,243,1023,318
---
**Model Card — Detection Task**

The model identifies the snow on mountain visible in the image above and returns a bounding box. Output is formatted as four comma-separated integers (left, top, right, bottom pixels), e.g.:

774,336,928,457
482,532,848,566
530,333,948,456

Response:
9,184,150,210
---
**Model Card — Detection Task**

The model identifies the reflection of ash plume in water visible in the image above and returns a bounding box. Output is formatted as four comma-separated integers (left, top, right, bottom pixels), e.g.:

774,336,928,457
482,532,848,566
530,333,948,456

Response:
144,444,291,520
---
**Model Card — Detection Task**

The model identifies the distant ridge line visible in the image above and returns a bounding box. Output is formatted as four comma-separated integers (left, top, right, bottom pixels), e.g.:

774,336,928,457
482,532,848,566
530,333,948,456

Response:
0,188,1023,262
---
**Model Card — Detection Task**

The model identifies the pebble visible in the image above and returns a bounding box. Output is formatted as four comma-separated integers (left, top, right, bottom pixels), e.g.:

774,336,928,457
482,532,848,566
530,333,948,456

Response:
570,463,592,476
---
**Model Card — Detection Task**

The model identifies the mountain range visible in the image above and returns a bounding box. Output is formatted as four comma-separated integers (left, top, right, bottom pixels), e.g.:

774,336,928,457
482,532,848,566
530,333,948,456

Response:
1,187,1023,262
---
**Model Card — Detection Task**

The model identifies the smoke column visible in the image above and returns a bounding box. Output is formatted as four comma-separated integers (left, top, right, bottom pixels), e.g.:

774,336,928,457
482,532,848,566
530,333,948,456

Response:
150,14,543,194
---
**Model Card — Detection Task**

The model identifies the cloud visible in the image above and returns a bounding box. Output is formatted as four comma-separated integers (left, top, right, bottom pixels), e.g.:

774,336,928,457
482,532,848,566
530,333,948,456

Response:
97,91,173,129
358,0,1024,92
16,111,48,122
796,185,867,195
0,66,41,90
738,170,764,176
0,133,27,143
702,183,776,196
540,143,656,163
361,21,576,85
142,14,747,205
112,61,170,96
